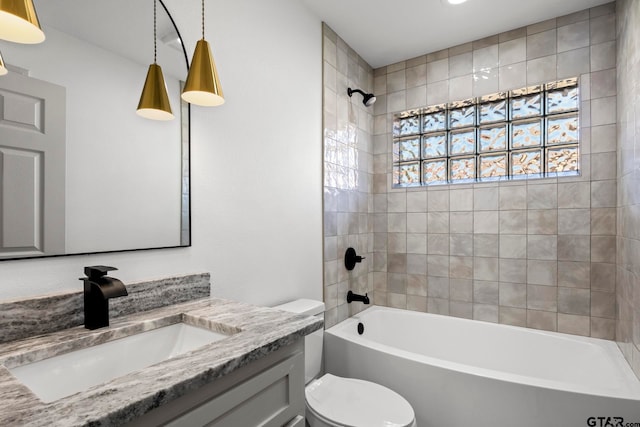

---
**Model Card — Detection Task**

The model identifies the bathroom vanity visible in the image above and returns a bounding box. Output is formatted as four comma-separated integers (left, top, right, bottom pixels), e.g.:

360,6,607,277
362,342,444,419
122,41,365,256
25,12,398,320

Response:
0,280,322,426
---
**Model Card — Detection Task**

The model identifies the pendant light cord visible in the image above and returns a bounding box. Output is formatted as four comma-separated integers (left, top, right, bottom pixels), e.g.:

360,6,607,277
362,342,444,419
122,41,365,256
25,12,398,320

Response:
202,0,205,39
153,0,157,63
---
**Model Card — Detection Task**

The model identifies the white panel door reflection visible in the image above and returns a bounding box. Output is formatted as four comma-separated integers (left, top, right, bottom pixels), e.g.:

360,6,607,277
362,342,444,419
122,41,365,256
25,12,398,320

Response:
0,72,65,257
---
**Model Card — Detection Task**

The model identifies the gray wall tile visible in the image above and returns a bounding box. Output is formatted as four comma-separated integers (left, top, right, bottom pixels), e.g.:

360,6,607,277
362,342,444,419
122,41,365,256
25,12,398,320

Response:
528,284,558,311
499,61,527,91
500,235,527,258
558,313,590,336
450,256,473,279
527,309,557,331
450,301,473,318
450,278,473,301
527,260,558,286
500,211,527,234
558,261,590,288
527,235,558,260
500,282,527,308
500,37,526,65
527,29,557,59
500,259,527,283
557,21,590,52
558,287,591,315
500,307,527,326
557,47,590,78
449,52,473,77
325,8,621,343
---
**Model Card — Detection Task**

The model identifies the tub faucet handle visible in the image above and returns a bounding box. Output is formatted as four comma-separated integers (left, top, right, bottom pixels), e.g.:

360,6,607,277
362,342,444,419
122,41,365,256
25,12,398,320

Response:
345,247,366,270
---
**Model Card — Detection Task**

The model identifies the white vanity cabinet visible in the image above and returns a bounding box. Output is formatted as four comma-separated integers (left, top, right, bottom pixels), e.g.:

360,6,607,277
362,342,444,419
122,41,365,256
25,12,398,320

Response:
128,340,305,427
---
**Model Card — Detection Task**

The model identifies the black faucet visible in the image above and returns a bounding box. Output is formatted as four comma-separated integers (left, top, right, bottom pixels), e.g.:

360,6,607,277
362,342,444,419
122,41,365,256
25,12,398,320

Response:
80,266,128,330
347,291,370,304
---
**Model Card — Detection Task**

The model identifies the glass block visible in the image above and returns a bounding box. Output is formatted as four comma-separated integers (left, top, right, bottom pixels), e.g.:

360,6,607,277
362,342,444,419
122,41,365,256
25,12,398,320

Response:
511,119,542,149
422,133,447,158
393,140,400,163
397,109,422,119
423,110,447,133
450,157,476,181
479,125,507,152
479,153,507,180
422,159,447,184
398,137,420,161
511,150,542,176
547,86,579,114
547,146,579,173
546,77,578,91
449,129,476,156
479,100,507,124
510,94,542,120
393,116,421,137
547,114,579,145
511,84,542,98
449,105,476,129
394,162,421,186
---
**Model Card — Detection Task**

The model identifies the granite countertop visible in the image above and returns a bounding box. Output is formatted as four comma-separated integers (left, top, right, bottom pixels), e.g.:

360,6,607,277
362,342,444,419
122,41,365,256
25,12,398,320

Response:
0,297,323,426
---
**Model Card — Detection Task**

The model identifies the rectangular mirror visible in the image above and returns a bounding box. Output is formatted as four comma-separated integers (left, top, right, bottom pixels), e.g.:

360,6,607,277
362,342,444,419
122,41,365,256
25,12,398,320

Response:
0,0,190,260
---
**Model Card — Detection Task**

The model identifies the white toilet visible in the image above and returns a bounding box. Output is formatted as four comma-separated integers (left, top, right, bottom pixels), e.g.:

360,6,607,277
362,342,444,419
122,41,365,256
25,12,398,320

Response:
274,299,416,427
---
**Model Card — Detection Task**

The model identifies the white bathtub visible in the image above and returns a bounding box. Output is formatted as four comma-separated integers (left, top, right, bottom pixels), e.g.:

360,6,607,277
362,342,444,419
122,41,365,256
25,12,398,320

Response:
324,306,640,427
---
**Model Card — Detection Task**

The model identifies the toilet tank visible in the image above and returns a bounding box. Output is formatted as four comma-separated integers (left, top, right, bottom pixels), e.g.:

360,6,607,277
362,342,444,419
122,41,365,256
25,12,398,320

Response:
273,299,324,384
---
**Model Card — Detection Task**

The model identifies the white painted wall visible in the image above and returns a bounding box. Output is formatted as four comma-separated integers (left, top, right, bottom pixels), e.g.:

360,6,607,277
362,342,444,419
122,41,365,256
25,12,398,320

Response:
0,0,323,306
2,26,183,253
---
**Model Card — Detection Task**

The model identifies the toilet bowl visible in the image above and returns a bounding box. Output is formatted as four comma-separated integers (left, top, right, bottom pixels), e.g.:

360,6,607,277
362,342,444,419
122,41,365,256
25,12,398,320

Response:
274,299,416,427
305,373,416,427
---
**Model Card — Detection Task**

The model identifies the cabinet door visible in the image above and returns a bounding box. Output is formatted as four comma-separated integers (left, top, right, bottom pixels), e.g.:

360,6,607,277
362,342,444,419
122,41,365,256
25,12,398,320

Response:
283,415,305,427
165,351,304,427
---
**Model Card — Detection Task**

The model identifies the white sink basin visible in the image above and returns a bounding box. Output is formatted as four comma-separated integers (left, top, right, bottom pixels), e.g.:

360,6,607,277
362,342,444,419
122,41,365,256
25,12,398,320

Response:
9,323,229,403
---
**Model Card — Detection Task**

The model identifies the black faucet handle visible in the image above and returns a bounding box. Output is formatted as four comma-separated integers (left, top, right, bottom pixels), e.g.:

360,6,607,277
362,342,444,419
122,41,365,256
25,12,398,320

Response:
345,248,366,270
84,265,118,279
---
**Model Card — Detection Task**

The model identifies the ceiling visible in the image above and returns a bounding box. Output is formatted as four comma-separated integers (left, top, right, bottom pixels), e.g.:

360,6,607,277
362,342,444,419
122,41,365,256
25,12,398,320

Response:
33,0,187,79
301,0,613,68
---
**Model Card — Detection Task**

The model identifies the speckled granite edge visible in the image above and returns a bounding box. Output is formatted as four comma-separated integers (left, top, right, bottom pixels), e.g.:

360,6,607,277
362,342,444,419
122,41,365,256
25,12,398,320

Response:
0,273,210,344
0,297,323,427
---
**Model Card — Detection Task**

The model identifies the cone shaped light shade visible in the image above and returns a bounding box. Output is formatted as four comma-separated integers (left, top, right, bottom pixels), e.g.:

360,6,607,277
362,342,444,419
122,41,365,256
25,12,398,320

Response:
0,0,45,44
181,39,224,106
137,63,174,121
0,52,8,76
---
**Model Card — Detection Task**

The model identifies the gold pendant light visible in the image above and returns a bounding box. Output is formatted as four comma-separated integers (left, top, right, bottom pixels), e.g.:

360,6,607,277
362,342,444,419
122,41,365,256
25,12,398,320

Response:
0,0,45,44
137,0,174,121
181,0,224,106
0,51,8,76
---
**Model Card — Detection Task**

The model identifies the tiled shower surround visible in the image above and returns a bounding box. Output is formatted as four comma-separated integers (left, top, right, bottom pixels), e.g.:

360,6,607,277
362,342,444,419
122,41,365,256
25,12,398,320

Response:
616,0,640,377
371,4,617,338
322,4,620,337
322,24,375,328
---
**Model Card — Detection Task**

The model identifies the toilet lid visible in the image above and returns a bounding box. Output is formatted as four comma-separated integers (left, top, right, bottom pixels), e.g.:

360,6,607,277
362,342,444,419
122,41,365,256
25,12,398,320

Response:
305,374,415,427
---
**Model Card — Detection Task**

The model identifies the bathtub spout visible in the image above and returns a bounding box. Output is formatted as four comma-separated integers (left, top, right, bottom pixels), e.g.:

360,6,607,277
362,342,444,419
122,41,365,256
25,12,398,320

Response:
347,291,370,304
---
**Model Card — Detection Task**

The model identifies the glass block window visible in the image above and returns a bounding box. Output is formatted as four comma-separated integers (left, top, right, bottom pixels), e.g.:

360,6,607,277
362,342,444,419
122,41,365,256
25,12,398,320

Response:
392,77,580,187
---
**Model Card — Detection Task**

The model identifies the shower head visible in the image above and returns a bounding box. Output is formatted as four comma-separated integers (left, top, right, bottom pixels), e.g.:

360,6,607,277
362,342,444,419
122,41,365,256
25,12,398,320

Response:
348,88,376,107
